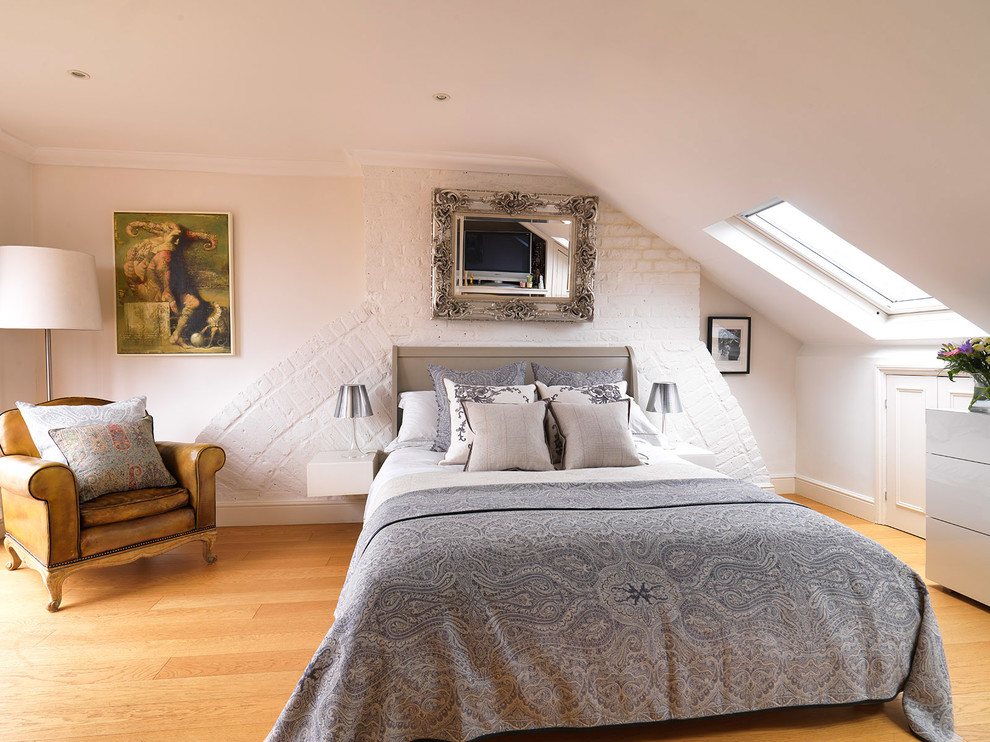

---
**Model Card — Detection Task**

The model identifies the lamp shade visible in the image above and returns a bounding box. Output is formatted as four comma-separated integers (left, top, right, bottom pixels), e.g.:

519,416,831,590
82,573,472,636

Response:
334,384,373,419
646,381,683,414
0,245,102,330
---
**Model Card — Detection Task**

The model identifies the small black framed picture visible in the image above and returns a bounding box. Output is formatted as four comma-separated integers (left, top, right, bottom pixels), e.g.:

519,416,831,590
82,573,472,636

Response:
707,316,751,374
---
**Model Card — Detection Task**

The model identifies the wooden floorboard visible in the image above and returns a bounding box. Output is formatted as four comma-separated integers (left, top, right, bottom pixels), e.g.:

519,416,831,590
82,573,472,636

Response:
1,498,988,741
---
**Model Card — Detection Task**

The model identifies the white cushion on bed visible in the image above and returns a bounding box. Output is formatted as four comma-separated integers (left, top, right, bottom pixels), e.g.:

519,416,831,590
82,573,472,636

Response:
384,391,438,453
441,380,537,466
548,400,642,470
462,401,553,472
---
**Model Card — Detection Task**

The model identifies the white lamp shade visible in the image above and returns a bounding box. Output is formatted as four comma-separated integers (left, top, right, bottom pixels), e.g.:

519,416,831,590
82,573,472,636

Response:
0,245,102,330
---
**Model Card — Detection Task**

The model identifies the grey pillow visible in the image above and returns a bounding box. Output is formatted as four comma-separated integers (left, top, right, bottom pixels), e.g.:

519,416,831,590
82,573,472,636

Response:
16,396,148,464
548,400,642,470
535,381,628,463
428,361,527,451
462,401,553,472
530,362,625,388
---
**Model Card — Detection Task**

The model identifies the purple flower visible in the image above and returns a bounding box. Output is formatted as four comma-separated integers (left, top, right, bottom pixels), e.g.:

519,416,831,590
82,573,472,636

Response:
959,341,974,354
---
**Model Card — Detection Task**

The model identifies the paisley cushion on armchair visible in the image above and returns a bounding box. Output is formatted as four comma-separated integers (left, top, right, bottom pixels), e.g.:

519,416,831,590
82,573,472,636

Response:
50,416,177,503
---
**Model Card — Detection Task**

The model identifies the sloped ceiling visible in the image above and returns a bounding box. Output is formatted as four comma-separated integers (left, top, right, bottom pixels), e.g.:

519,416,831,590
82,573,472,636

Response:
2,0,987,343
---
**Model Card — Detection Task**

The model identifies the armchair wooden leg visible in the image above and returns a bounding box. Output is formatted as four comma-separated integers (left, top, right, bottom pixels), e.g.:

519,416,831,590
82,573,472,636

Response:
44,570,67,613
201,532,218,565
4,536,22,571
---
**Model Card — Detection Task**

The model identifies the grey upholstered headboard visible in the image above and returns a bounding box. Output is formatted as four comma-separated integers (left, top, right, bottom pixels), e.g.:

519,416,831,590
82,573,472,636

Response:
391,345,638,436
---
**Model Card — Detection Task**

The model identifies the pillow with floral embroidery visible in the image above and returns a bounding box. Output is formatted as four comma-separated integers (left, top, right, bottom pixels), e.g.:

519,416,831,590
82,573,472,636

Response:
50,416,177,503
428,362,527,451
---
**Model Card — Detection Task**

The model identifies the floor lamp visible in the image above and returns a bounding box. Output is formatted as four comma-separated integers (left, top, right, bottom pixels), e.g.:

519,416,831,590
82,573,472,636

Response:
0,246,103,401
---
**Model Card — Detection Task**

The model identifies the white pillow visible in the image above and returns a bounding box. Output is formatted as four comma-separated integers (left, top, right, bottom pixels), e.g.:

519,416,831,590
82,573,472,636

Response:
462,401,553,472
628,400,661,437
441,380,537,465
16,396,149,464
383,391,439,453
548,400,642,470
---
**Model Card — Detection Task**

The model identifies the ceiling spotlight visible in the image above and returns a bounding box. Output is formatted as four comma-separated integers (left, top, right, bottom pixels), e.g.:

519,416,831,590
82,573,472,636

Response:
433,93,450,101
68,69,91,80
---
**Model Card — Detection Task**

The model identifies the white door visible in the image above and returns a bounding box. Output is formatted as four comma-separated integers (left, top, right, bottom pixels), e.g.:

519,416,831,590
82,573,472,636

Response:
883,374,973,537
937,375,975,411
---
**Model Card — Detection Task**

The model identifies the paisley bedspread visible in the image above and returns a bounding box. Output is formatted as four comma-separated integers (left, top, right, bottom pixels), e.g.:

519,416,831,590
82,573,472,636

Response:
267,477,957,742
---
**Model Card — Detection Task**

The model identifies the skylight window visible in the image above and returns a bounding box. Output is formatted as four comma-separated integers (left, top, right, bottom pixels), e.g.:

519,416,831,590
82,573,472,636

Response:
740,200,945,315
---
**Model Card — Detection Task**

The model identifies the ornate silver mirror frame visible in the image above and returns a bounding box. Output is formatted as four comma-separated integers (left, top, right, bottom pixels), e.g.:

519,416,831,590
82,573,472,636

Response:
431,188,599,322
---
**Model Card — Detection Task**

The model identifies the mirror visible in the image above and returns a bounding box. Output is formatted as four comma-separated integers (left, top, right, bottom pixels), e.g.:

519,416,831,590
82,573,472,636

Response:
432,188,599,322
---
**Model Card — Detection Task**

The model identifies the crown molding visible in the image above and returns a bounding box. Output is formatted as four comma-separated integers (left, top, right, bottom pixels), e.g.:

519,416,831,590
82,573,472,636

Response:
0,129,35,162
349,149,566,176
28,146,362,176
0,137,565,179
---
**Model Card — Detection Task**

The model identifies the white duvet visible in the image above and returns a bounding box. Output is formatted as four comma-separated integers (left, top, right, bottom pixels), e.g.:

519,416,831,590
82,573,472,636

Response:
364,441,726,519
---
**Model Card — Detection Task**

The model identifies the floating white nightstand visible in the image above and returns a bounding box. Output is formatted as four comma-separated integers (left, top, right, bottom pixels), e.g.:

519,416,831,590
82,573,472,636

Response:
669,442,716,470
307,451,377,498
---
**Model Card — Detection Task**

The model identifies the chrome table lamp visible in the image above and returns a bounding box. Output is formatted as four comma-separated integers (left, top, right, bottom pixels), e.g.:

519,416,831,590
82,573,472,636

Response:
646,381,683,447
334,383,373,458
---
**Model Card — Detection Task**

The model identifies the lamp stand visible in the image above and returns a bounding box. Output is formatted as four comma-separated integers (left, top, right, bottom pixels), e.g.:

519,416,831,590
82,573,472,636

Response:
341,417,366,458
44,328,54,401
660,412,678,450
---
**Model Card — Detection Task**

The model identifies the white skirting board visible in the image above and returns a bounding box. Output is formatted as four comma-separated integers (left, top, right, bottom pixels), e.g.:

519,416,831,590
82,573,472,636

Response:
793,475,876,522
217,497,366,526
770,475,796,496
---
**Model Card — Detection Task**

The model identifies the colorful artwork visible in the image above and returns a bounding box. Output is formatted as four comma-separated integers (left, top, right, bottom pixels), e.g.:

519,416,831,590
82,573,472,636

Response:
113,212,233,355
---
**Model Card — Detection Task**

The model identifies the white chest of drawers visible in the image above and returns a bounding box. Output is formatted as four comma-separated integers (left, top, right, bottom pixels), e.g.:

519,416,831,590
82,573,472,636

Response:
925,409,990,606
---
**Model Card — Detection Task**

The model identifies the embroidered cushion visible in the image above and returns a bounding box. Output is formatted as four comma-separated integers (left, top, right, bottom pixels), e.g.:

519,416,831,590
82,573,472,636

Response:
427,361,526,451
441,380,537,465
16,396,148,464
49,416,177,503
462,401,553,473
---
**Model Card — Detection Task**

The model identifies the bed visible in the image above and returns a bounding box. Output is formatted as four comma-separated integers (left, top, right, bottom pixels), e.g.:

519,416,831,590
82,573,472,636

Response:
267,346,958,742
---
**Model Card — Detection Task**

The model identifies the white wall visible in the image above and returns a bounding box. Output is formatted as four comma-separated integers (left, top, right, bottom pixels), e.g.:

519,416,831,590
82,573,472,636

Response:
794,343,945,514
0,150,38,409
699,274,799,486
10,159,775,526
200,166,772,522
29,165,366,441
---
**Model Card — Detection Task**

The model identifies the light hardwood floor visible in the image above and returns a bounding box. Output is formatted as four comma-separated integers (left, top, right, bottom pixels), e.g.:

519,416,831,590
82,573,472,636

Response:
1,496,987,742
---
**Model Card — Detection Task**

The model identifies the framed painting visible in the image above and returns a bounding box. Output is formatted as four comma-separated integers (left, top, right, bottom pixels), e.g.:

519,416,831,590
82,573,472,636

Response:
707,316,751,374
113,212,233,355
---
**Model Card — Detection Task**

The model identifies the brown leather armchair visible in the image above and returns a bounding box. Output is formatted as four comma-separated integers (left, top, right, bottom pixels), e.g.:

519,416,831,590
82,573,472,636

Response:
0,397,225,611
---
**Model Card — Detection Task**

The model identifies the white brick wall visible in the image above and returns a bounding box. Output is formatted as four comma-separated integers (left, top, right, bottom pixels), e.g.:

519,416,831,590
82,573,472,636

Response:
198,166,771,505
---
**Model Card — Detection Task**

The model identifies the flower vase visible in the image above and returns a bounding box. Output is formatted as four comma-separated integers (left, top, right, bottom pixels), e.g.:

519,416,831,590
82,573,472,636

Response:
971,387,990,413
971,375,990,413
